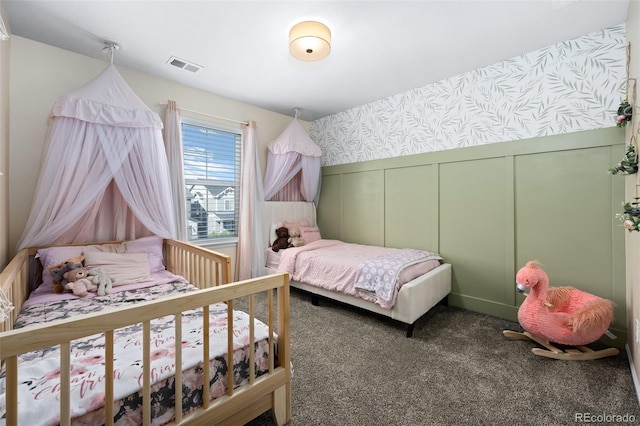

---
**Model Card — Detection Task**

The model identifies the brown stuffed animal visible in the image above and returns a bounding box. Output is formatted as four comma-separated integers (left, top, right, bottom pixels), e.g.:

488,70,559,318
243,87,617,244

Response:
63,267,98,297
49,255,85,294
272,227,290,252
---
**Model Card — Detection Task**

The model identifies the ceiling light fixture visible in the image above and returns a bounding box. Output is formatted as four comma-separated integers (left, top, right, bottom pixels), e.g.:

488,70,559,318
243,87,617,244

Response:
289,21,331,62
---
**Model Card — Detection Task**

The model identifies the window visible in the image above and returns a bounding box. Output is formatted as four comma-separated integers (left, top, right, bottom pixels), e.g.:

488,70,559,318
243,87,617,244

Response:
181,119,241,243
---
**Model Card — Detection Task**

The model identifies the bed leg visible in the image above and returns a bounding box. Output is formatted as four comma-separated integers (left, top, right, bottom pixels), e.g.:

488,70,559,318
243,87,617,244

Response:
311,294,320,306
406,323,415,338
273,383,290,425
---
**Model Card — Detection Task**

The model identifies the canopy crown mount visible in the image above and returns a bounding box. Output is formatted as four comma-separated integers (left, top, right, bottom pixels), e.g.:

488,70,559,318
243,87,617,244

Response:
102,40,120,64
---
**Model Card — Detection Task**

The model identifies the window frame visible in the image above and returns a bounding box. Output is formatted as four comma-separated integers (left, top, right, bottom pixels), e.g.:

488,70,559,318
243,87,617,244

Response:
181,117,242,247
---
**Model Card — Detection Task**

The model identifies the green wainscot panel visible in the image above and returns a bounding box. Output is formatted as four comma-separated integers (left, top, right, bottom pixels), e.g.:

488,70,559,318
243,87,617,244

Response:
440,157,509,305
317,174,342,240
385,165,436,251
341,170,384,245
515,147,617,301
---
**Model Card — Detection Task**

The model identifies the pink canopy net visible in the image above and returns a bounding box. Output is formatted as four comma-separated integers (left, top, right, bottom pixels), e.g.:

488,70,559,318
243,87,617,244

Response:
17,65,176,250
263,119,322,204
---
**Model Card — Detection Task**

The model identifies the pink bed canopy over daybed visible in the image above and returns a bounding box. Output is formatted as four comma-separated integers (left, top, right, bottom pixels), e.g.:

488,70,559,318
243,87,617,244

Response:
17,64,176,250
263,117,322,205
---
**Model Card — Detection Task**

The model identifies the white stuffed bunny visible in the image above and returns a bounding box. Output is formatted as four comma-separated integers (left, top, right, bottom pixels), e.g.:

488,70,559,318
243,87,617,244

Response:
288,228,305,247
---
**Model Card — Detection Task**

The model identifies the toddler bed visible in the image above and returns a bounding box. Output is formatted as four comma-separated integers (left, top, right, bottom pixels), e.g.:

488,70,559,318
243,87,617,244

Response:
0,237,291,425
262,201,451,337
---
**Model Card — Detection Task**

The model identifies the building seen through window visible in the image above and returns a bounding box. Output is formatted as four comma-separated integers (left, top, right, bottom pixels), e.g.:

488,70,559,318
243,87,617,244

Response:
182,120,241,243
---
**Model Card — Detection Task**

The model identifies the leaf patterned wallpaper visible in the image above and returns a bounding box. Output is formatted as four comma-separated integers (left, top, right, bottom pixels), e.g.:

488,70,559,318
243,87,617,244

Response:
310,24,626,167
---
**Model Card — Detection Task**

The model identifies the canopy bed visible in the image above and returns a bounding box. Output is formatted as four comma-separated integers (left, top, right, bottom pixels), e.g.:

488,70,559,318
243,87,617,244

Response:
1,63,291,425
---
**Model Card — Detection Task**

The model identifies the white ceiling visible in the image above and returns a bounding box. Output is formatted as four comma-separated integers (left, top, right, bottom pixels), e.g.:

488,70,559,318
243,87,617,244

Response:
3,0,630,121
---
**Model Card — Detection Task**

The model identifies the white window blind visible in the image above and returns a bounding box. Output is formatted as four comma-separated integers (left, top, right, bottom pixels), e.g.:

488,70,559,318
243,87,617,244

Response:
181,120,241,243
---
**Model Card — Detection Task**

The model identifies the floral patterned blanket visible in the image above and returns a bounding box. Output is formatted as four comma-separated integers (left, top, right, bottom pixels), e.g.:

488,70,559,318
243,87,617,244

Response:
0,281,271,426
354,249,443,309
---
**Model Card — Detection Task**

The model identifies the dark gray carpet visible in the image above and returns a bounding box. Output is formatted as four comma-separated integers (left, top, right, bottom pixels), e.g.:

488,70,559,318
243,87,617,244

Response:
244,288,640,426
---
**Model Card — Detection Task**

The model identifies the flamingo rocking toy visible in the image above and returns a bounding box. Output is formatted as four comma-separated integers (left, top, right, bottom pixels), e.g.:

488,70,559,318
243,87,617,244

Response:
503,260,619,360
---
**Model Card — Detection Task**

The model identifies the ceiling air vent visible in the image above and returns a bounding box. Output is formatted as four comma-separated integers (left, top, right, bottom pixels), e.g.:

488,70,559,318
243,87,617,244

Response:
167,56,203,73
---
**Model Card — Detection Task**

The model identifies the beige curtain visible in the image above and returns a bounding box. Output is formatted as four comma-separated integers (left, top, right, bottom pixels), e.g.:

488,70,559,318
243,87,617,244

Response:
235,121,265,281
163,100,187,241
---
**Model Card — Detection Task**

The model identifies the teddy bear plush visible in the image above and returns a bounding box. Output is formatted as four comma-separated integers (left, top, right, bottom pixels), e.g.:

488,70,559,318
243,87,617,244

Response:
49,256,85,294
287,227,305,247
272,226,290,252
87,267,114,296
63,267,98,297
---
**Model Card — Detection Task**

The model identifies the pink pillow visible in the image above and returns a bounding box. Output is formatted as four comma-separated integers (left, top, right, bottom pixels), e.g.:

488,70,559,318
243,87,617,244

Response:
298,226,322,243
123,236,165,273
37,246,86,291
283,218,312,229
36,237,164,292
37,243,123,290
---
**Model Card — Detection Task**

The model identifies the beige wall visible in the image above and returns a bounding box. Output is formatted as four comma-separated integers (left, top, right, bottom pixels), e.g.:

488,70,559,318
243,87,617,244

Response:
625,0,640,395
0,1,9,271
8,36,301,272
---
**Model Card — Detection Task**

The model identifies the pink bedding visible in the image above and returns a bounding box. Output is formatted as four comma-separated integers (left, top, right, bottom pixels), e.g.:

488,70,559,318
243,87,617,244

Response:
276,239,441,309
23,270,184,309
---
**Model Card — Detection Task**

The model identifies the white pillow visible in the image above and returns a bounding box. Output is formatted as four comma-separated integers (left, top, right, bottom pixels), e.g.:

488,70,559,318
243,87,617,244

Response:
84,251,152,286
269,222,283,246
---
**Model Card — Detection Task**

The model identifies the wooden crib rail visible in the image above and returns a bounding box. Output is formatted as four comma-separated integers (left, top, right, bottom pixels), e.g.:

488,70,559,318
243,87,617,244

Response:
165,239,231,288
0,249,28,334
0,273,291,426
